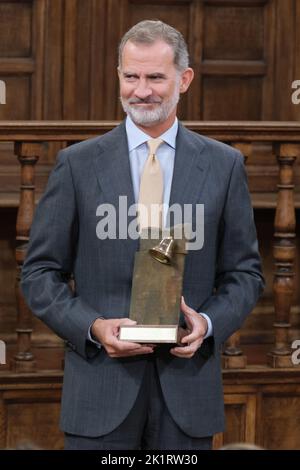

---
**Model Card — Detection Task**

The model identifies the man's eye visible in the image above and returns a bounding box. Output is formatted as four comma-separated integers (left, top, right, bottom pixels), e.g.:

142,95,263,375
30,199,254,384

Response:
125,75,137,81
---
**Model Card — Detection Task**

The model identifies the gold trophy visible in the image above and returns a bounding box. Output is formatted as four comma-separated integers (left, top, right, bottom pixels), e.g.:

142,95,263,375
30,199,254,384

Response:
119,226,188,343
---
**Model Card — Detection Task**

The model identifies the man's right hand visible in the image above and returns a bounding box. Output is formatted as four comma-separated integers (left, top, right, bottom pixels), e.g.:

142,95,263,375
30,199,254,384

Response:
91,318,155,358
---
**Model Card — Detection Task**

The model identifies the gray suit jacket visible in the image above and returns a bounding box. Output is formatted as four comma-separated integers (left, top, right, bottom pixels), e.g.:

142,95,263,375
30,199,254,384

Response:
21,121,264,438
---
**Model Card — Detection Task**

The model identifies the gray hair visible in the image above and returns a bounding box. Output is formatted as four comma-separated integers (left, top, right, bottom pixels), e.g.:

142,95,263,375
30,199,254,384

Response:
118,20,189,71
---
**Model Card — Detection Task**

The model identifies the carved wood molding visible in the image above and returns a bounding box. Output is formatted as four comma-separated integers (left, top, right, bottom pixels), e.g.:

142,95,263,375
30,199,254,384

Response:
1,121,300,142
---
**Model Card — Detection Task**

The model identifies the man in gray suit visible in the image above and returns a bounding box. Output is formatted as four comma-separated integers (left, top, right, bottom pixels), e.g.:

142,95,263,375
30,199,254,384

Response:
21,20,264,450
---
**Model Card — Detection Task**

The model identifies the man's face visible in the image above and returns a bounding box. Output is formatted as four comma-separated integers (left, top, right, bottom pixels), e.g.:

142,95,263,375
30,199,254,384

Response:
119,40,185,127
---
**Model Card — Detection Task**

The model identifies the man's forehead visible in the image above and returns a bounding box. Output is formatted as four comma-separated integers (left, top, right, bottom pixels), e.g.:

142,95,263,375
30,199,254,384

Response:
121,39,175,66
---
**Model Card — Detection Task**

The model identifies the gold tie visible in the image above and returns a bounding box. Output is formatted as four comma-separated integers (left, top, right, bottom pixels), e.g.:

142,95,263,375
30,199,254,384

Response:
138,138,164,231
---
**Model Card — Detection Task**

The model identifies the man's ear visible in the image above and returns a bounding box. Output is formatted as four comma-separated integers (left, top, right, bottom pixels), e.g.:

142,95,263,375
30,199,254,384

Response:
179,68,194,94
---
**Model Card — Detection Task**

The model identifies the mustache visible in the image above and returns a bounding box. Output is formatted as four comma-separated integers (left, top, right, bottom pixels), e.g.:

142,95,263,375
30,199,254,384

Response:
127,97,162,104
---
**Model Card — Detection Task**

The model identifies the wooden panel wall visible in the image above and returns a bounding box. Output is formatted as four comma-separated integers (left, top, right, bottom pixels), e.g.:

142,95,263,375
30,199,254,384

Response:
1,372,300,450
0,0,45,120
1,0,300,123
52,0,300,122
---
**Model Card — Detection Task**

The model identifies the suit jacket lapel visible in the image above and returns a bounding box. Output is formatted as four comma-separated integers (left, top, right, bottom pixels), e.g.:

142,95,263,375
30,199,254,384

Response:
92,121,210,233
169,122,210,208
92,121,135,210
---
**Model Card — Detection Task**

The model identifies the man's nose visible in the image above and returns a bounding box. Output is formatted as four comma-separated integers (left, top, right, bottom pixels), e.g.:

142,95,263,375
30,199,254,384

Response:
134,80,152,99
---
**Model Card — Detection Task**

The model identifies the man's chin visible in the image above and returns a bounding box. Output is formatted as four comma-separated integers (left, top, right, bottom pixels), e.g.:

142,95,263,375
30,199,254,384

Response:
127,110,163,127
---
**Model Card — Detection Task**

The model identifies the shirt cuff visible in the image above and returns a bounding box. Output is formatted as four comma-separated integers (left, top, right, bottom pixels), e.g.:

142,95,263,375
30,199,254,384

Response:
199,312,213,339
87,319,103,349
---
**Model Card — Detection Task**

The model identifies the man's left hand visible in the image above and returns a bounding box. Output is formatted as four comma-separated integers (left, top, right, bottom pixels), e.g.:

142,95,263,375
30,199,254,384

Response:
170,297,208,359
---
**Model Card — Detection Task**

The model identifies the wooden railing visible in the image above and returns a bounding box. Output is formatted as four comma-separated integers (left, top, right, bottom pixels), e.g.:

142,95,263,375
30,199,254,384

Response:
0,121,299,372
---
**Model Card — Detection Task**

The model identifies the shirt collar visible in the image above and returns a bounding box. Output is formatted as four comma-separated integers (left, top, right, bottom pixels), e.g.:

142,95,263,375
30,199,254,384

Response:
126,115,178,152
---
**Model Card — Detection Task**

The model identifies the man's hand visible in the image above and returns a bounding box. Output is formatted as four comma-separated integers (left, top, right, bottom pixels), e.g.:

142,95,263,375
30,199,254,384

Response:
170,297,208,359
91,317,155,358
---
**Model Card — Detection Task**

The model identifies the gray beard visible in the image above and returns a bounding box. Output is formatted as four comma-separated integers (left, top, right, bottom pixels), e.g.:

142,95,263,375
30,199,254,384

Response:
120,87,180,127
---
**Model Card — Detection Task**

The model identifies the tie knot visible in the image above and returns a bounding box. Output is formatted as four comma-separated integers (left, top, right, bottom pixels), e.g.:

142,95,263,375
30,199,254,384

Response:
147,138,163,156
